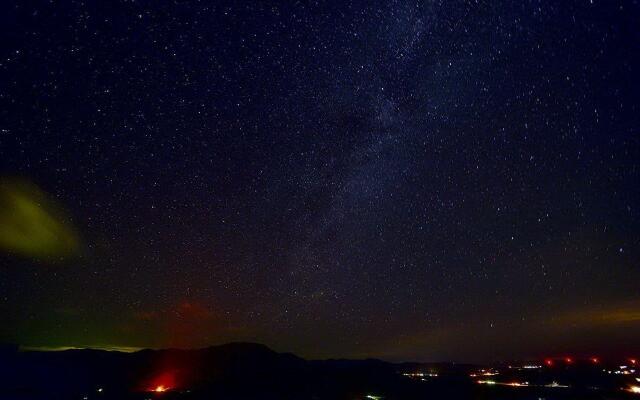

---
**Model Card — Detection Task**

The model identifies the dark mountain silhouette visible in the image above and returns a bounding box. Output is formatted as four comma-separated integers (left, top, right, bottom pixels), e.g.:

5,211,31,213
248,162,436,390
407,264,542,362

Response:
0,342,413,399
0,343,634,399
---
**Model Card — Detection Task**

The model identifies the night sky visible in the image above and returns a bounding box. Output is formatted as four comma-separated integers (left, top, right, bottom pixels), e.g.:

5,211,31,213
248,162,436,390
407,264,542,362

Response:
1,0,639,363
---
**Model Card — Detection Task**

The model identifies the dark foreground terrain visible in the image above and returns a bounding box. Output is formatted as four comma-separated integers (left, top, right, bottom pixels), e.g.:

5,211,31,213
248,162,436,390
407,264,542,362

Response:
0,343,638,399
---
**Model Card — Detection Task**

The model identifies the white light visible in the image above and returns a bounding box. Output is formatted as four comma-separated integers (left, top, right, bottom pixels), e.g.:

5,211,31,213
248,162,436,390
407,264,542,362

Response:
546,381,570,388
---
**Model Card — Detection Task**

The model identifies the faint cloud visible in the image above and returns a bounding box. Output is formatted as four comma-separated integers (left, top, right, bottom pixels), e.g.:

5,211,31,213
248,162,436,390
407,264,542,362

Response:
552,302,640,327
0,177,80,260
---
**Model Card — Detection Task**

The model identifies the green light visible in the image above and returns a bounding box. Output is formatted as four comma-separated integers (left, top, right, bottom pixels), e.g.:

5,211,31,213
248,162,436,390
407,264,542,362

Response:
0,178,80,259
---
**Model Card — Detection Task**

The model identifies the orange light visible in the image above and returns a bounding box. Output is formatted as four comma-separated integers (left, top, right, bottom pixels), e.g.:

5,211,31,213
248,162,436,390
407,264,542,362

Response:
145,371,175,393
591,357,599,364
565,357,573,364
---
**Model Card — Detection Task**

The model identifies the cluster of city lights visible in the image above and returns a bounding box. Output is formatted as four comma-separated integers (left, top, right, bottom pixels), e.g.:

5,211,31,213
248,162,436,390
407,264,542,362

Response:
476,380,570,389
402,371,438,378
521,365,541,369
469,369,499,378
401,356,640,396
604,365,637,375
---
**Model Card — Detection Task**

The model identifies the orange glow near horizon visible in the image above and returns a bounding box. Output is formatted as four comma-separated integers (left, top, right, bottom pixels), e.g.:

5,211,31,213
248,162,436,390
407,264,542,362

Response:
145,371,176,394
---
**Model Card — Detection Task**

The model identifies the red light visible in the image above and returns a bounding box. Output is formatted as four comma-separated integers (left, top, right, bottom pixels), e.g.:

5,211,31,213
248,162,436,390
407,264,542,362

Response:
144,371,175,394
565,357,573,364
630,359,637,365
591,357,599,364
545,359,553,366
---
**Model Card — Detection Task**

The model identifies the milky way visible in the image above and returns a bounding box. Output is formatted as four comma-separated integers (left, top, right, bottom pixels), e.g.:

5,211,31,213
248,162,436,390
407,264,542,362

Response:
0,1,639,362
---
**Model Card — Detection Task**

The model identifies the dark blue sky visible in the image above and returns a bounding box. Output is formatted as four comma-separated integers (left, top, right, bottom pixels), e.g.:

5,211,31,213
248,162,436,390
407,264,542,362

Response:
1,0,639,362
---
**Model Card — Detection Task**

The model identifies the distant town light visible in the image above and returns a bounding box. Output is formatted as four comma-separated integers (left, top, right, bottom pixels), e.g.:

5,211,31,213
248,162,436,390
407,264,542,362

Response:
591,357,599,364
545,381,570,388
402,371,437,378
477,379,569,389
469,369,499,377
627,385,640,394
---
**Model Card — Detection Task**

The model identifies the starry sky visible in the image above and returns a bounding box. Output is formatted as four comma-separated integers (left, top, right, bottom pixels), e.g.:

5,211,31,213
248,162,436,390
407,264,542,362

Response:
0,0,639,363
